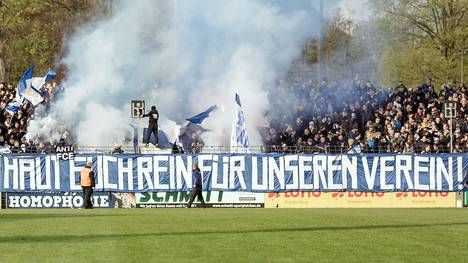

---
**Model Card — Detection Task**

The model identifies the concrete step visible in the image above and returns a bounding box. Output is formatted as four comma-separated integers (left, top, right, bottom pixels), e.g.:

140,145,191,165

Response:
139,144,172,154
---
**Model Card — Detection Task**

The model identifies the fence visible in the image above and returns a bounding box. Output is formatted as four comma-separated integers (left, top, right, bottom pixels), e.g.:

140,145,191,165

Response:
0,192,5,209
2,145,468,154
200,145,468,154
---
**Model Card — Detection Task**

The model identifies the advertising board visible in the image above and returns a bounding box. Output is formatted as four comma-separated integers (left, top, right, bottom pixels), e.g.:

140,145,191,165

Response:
7,192,114,208
265,192,456,208
136,191,264,208
465,191,468,207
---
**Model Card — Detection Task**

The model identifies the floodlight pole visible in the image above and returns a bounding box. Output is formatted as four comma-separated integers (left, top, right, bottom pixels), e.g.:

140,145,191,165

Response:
444,102,456,153
450,113,453,153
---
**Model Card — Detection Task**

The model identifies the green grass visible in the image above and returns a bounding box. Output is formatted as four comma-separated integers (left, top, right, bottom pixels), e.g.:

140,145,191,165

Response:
1,209,468,263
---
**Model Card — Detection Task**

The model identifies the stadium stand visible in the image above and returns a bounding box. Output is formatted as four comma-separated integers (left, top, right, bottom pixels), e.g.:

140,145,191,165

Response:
263,77,468,153
1,77,467,154
0,81,64,153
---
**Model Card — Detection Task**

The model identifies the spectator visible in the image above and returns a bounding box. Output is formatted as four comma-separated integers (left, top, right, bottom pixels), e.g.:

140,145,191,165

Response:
264,75,467,154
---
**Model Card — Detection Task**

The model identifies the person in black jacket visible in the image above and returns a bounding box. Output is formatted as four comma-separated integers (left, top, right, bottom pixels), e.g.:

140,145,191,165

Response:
141,105,159,146
187,162,206,208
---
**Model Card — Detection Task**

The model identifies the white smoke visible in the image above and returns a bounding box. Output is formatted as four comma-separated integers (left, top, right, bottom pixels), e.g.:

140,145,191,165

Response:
28,0,319,146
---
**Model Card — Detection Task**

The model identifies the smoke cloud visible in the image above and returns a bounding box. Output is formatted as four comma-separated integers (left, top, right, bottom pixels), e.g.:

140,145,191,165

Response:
29,0,323,146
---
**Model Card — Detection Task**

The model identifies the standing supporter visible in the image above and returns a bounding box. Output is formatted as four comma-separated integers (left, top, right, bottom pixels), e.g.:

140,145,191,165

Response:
141,105,159,147
187,162,206,208
80,162,95,209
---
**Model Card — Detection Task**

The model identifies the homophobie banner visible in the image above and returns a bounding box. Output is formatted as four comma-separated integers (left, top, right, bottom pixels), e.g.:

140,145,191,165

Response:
0,154,467,193
6,192,114,208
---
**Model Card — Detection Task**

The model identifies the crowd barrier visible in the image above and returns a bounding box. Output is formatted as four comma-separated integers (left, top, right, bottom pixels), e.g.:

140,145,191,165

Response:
4,145,468,154
466,191,468,207
136,191,264,208
200,146,468,154
2,191,464,209
264,192,458,208
0,192,4,209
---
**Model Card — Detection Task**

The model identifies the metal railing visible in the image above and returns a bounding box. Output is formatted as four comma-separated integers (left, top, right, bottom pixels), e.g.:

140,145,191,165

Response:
2,145,468,154
199,145,468,154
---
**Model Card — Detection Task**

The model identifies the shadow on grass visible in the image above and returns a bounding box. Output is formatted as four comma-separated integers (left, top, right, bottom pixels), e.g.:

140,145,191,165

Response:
1,222,467,244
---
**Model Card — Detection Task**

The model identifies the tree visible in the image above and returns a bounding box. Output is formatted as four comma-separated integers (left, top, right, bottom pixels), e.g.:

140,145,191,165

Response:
301,11,382,83
0,0,97,83
371,0,468,86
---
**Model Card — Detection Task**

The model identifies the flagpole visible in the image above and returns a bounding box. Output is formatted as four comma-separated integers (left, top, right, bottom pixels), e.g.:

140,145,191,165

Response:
230,91,238,153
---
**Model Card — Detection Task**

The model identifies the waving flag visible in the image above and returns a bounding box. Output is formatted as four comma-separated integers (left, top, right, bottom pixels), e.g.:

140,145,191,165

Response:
21,87,43,106
31,70,57,88
9,66,56,113
6,66,34,115
230,92,250,151
5,99,23,115
179,122,210,152
15,66,35,100
186,105,218,124
23,70,56,106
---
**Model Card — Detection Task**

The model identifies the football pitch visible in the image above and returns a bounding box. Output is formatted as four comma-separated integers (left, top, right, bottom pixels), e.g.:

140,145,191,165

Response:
1,208,467,262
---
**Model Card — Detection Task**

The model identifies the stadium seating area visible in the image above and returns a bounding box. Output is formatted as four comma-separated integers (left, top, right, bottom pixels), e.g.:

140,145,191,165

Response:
264,78,468,153
2,76,468,154
0,81,62,153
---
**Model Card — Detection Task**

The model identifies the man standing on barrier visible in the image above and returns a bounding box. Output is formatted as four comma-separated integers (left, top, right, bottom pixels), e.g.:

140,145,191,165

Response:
80,161,95,209
187,162,206,208
141,105,159,147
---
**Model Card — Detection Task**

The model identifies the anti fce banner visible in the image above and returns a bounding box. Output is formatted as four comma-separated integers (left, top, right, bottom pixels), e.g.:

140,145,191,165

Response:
0,154,467,193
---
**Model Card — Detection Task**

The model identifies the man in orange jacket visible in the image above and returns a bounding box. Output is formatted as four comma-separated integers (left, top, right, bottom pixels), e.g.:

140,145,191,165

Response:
80,161,95,209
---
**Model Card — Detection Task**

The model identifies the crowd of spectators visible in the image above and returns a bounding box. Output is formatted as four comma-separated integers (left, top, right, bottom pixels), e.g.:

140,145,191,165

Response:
264,77,468,153
2,73,468,154
0,81,63,153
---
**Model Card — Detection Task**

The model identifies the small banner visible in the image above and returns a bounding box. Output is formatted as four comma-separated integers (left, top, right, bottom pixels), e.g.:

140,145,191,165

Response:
55,145,75,161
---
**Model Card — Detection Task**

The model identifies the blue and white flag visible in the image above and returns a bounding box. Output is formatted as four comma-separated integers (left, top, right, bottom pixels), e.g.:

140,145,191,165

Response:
30,70,56,91
186,105,217,124
347,141,362,154
230,92,250,151
15,66,35,100
179,122,210,152
21,86,43,106
23,70,56,106
6,65,34,115
5,99,23,115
